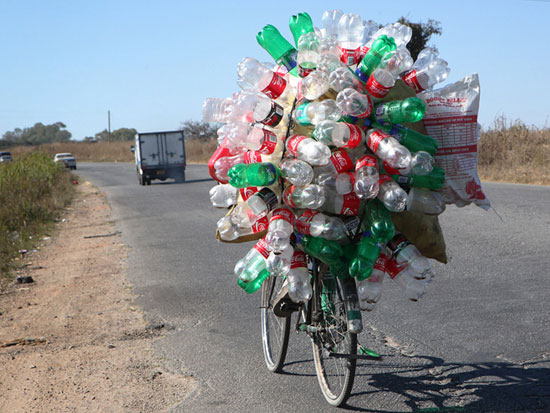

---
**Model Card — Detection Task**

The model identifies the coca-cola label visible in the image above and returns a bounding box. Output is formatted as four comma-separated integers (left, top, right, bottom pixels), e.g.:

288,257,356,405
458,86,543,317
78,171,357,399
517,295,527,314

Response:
358,46,370,61
387,233,410,256
240,186,259,201
367,130,388,153
286,135,308,156
330,149,353,173
382,161,400,175
259,102,284,127
385,259,406,279
340,192,360,216
373,253,388,272
366,74,392,98
257,130,278,155
270,207,295,226
345,123,364,147
255,188,279,212
243,151,262,164
338,46,360,66
298,64,316,78
261,72,287,100
290,250,307,269
356,155,377,170
294,102,312,126
295,209,320,234
378,174,394,186
401,69,425,93
282,185,297,208
253,236,271,257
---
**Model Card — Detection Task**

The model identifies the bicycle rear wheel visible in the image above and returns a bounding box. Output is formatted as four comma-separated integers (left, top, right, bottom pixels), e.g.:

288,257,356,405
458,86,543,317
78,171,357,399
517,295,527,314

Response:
311,264,357,407
261,275,291,373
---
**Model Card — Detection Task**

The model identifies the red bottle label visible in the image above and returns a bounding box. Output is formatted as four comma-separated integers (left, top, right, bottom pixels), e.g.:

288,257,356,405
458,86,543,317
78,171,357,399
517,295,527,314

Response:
367,130,389,153
338,46,360,66
240,186,259,201
290,250,307,269
282,185,297,208
356,154,377,170
401,69,425,93
385,258,406,279
330,149,353,173
253,235,271,257
378,174,394,186
382,161,400,175
295,209,320,234
270,207,295,226
260,102,284,127
257,129,278,154
286,135,308,156
243,151,262,164
366,74,392,98
340,192,360,216
373,253,388,272
358,46,370,61
261,72,287,100
345,123,364,146
298,65,315,78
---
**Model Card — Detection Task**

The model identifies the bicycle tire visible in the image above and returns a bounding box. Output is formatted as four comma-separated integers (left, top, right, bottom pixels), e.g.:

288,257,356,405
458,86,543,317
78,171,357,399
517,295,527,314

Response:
260,275,291,373
311,262,357,407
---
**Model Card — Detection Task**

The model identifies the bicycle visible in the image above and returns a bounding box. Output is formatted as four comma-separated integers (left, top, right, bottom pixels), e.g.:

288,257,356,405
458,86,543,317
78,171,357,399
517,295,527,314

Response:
260,255,380,407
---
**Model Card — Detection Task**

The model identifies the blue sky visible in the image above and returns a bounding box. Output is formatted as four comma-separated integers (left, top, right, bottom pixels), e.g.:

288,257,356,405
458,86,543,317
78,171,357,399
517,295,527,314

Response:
0,0,548,140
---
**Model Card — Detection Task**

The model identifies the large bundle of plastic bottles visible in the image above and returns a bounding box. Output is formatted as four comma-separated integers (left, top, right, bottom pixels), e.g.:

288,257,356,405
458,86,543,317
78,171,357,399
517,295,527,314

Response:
204,10,456,310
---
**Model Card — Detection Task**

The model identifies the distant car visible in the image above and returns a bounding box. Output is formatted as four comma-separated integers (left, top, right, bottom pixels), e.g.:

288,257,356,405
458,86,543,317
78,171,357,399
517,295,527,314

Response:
0,151,13,163
54,153,77,170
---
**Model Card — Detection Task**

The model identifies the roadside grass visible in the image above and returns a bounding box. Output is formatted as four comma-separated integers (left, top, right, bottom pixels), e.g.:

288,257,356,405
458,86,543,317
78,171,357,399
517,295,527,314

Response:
0,152,75,277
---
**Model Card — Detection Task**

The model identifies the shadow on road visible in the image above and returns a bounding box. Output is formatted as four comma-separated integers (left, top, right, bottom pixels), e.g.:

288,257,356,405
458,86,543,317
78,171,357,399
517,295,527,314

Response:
346,355,550,412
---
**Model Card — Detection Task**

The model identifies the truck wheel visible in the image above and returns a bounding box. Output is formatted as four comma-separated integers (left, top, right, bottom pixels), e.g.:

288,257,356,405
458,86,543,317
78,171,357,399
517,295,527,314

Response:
174,171,186,183
146,177,152,185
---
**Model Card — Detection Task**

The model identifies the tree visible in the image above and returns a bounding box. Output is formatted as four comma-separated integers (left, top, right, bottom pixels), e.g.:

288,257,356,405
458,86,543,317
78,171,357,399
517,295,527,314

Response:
1,122,72,145
180,120,219,142
397,17,442,61
93,128,137,142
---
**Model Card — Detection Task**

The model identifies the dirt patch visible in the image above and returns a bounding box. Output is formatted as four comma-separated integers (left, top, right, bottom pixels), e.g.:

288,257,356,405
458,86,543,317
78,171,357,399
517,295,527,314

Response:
0,181,196,412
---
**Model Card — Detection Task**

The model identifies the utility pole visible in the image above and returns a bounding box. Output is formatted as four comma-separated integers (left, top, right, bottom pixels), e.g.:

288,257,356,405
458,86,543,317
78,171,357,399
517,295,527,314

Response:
108,110,111,140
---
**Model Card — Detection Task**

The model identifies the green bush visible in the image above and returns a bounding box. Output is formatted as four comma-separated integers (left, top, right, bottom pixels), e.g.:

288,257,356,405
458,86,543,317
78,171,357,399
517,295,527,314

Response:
0,152,75,275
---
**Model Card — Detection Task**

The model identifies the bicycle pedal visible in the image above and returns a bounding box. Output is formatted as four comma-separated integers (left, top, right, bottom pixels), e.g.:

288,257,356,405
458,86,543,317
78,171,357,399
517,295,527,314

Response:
273,284,299,318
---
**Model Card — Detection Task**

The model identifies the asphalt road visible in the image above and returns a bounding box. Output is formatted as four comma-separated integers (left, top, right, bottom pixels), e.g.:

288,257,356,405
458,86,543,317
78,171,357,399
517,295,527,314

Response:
79,162,550,413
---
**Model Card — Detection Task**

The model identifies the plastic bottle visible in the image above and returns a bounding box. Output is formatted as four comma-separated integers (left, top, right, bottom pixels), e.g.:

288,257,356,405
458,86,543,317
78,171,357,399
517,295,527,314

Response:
361,198,395,244
376,123,438,155
368,23,412,49
401,57,450,93
295,209,347,240
312,120,364,148
337,13,365,65
209,184,238,208
228,162,280,188
238,268,271,294
378,174,408,212
265,207,296,253
313,148,354,177
232,91,285,127
295,234,345,267
356,35,396,82
282,184,326,209
365,128,411,170
372,97,426,125
257,25,298,74
202,97,234,123
236,57,293,101
390,165,445,191
354,155,379,199
356,252,387,310
299,70,330,100
320,190,361,216
321,9,344,39
296,31,320,77
349,234,381,281
213,151,274,183
217,212,269,242
220,122,281,155
329,66,365,93
365,47,413,99
287,250,313,303
315,171,354,195
230,187,279,228
289,12,315,46
406,187,446,215
285,134,331,166
280,158,314,186
294,99,342,127
234,237,271,282
385,258,429,301
386,233,433,279
335,88,373,119
266,244,294,277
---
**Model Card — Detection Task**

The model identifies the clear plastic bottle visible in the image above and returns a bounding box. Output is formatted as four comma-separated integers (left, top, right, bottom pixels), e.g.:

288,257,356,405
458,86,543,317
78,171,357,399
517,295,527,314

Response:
202,97,234,123
354,155,379,199
299,70,330,100
209,184,238,208
285,134,331,166
213,151,274,183
337,13,365,65
265,207,296,253
235,237,271,282
365,47,413,99
287,250,313,303
220,122,281,155
282,184,326,209
356,252,387,310
321,189,361,216
368,22,412,49
313,148,354,177
401,47,450,93
294,99,342,127
236,57,293,102
295,209,329,237
365,129,411,170
386,233,434,279
329,66,365,93
335,88,373,118
315,171,354,195
266,244,294,276
231,91,285,127
406,187,446,215
321,9,344,39
230,187,279,228
297,31,320,77
280,158,314,186
377,174,408,212
385,257,430,301
312,119,365,148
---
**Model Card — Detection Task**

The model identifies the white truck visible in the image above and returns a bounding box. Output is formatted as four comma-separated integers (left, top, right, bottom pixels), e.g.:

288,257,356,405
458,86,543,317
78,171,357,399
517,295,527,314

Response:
132,130,186,185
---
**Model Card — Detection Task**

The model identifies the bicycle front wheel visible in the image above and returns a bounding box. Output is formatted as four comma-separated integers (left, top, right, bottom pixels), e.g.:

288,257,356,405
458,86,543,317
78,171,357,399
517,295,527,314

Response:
311,266,357,407
260,275,291,373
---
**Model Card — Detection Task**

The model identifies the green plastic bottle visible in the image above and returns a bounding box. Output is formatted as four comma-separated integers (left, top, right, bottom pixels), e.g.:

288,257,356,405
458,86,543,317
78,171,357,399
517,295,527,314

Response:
356,35,396,82
372,97,426,125
349,234,381,281
289,12,314,47
391,165,445,190
257,25,298,75
361,199,395,244
237,268,270,294
227,162,280,188
375,122,438,155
